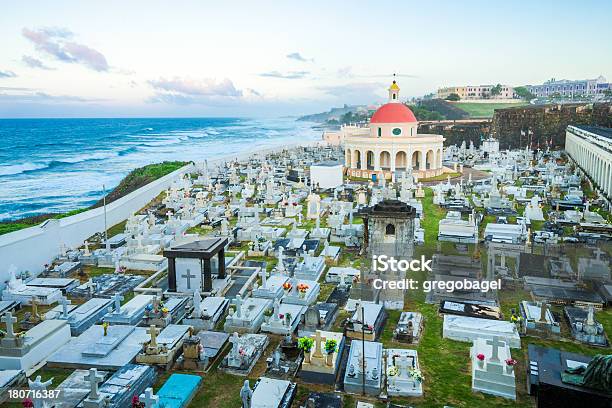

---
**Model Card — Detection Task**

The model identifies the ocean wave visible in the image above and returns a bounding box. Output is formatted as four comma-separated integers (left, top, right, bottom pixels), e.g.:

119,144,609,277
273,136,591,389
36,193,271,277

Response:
0,151,121,177
0,162,48,176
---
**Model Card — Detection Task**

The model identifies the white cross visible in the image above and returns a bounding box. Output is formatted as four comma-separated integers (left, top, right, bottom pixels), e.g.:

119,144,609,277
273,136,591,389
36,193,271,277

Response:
111,293,124,313
486,336,505,362
60,295,71,318
182,269,196,290
1,312,17,338
147,325,160,347
139,388,159,408
85,368,104,400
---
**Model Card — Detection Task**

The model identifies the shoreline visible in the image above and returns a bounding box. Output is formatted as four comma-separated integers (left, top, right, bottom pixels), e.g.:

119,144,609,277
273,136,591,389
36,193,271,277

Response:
0,139,324,234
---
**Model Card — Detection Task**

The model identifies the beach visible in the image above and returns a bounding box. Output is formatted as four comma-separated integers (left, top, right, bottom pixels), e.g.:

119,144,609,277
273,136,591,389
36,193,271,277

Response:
0,117,319,222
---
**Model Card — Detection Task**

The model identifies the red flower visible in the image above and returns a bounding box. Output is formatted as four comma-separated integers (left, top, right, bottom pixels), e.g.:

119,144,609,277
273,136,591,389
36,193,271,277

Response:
476,353,485,361
505,358,517,366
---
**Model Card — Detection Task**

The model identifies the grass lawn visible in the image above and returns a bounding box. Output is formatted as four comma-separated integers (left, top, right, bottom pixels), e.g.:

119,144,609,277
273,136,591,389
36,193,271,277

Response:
452,102,528,118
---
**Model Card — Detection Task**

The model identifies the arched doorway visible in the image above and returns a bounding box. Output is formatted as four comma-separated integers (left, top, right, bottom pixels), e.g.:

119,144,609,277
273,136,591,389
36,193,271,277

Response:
380,151,391,170
366,151,375,170
412,151,421,170
395,151,407,170
426,150,434,169
355,150,362,169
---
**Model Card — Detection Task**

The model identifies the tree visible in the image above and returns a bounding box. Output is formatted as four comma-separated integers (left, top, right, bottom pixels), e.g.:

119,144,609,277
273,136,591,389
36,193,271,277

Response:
446,93,460,101
490,84,503,96
514,86,536,101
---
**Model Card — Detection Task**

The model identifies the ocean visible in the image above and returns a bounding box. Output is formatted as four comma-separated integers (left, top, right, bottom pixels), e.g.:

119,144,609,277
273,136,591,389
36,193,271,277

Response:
0,117,319,222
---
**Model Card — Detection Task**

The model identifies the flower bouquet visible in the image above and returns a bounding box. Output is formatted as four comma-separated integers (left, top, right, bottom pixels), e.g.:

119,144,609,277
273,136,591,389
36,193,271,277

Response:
387,366,399,377
505,358,517,374
409,368,423,383
476,353,485,368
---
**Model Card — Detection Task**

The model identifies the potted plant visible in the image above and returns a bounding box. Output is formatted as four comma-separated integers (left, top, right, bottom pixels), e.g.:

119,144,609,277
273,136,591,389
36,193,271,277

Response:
476,353,485,369
409,368,423,388
263,308,273,323
505,358,517,374
298,336,315,363
324,339,338,365
282,282,292,293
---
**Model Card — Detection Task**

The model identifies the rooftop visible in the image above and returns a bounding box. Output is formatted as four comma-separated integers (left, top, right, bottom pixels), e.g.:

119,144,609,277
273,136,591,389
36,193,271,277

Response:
572,125,612,140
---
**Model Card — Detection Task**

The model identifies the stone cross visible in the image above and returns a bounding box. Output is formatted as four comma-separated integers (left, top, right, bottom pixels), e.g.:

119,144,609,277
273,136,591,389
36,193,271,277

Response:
60,295,71,319
111,293,124,314
273,299,280,320
193,290,202,318
234,295,243,318
1,312,17,339
30,296,40,319
312,330,326,359
147,325,160,348
396,354,411,377
140,387,159,408
85,368,104,400
182,269,196,290
486,336,504,362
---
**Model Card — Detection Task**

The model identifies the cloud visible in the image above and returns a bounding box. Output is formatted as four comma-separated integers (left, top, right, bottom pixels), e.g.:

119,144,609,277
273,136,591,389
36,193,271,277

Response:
318,82,385,104
286,52,313,62
22,27,109,72
22,55,54,70
337,66,353,78
0,87,102,103
0,70,17,78
147,77,244,105
259,70,309,79
149,77,242,97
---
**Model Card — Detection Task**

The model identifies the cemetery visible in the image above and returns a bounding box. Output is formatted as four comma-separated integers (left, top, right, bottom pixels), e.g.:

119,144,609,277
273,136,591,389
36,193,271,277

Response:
0,137,610,408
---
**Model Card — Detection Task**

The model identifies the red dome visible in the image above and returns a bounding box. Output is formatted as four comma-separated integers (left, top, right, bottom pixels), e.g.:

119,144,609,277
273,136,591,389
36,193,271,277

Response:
370,103,417,123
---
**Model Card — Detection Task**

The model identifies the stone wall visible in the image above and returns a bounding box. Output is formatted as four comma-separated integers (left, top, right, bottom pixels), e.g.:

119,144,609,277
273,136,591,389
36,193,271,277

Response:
0,163,195,281
419,122,490,148
491,103,612,149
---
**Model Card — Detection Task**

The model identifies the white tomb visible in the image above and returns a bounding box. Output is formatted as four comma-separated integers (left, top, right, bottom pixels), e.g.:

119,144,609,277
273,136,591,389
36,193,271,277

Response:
443,315,521,348
470,337,516,400
386,348,423,397
0,314,71,372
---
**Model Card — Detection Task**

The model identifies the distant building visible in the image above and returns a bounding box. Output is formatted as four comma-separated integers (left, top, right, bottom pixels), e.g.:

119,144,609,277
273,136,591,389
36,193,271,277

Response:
437,85,515,100
565,125,612,201
344,80,445,180
526,76,610,98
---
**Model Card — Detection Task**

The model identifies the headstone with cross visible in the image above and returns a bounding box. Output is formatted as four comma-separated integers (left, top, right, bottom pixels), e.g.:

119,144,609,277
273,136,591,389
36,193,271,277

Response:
182,268,196,290
30,296,41,321
146,325,161,353
111,293,124,314
311,330,326,359
60,295,72,319
84,368,105,401
486,336,505,363
1,312,17,339
139,387,159,408
234,295,243,318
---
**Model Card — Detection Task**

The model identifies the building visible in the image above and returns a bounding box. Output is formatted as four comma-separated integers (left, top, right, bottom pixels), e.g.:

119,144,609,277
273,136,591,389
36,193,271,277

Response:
344,80,445,180
565,125,612,201
527,76,610,98
437,84,515,100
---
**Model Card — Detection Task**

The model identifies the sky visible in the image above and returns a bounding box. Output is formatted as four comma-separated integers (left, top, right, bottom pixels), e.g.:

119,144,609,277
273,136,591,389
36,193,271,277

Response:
0,0,611,118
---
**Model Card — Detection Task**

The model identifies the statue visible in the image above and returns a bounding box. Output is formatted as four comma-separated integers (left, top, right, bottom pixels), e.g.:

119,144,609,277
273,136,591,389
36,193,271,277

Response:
564,354,612,391
28,376,53,408
240,379,252,408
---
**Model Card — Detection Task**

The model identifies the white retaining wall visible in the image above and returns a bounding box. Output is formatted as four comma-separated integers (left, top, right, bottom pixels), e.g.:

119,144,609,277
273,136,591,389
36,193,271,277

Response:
0,163,195,285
